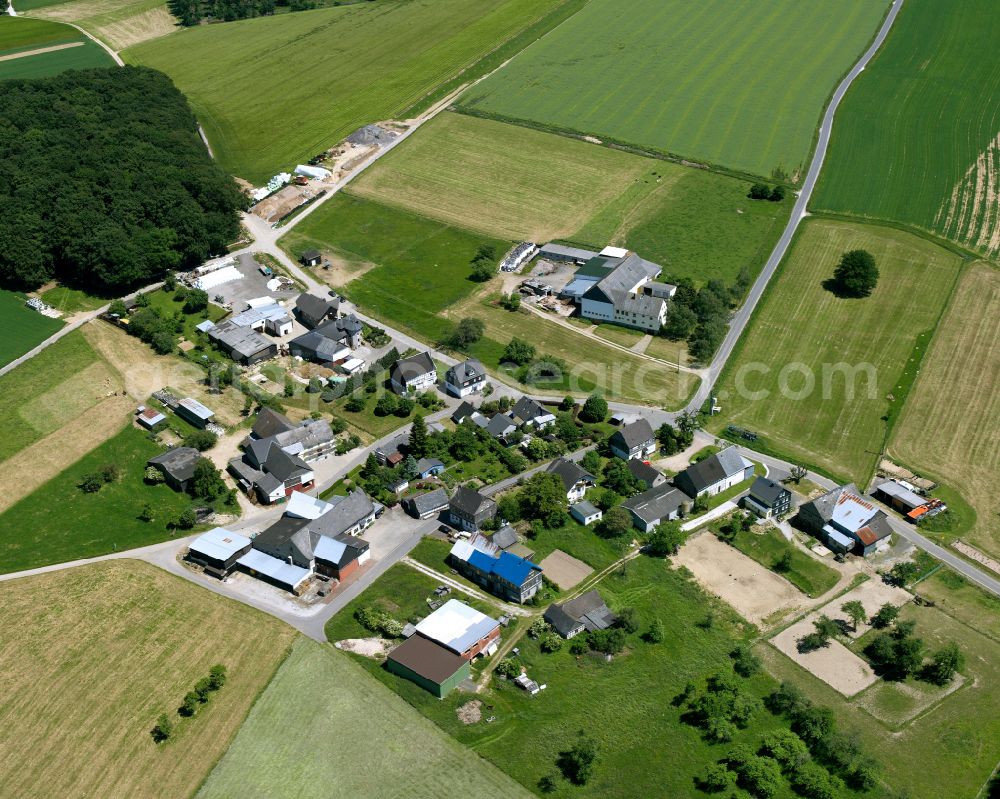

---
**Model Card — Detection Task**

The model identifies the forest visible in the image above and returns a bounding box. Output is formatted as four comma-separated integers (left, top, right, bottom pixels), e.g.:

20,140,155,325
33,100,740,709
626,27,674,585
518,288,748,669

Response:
0,67,244,294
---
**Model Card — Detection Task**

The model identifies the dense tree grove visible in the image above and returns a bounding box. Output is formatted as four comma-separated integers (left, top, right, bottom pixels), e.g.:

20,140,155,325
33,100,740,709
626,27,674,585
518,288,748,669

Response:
660,270,750,363
0,67,244,293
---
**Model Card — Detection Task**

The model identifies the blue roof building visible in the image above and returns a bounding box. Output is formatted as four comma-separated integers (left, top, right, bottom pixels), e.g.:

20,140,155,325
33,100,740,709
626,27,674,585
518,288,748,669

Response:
449,534,543,604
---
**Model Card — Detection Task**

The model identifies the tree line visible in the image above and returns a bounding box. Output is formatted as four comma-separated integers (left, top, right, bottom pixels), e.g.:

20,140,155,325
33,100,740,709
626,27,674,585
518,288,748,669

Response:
0,67,244,294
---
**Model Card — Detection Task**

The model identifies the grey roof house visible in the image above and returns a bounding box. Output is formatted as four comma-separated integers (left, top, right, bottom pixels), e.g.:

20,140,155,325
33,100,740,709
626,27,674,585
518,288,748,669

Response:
294,292,339,328
389,351,436,395
511,396,555,429
744,477,792,519
609,418,656,460
797,484,893,556
208,320,277,365
147,447,201,492
405,488,450,519
448,486,498,533
674,447,754,499
579,252,671,332
621,483,688,533
544,590,617,639
545,457,595,503
628,458,665,489
444,359,487,398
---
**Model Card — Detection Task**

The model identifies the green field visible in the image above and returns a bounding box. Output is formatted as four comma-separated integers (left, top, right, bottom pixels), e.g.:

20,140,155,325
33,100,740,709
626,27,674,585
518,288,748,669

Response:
812,0,1000,260
0,425,199,573
0,289,63,367
721,526,839,598
457,0,889,180
27,0,177,50
0,18,114,79
709,219,963,484
123,0,569,182
281,193,698,406
0,560,296,799
351,111,791,286
198,637,531,798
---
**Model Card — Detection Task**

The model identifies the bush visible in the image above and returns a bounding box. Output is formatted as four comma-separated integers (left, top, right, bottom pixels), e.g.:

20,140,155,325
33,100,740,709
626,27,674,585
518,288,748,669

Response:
769,185,786,202
503,337,536,365
208,664,227,690
790,762,843,799
697,762,734,793
374,393,398,417
557,732,597,785
79,473,104,493
589,627,626,655
345,394,366,412
540,632,563,653
495,657,521,679
150,713,173,743
450,317,485,348
645,618,665,644
569,639,588,655
924,641,963,685
179,692,198,717
183,430,218,451
748,182,772,200
579,393,608,423
730,644,761,677
174,508,197,529
760,729,809,771
355,605,404,638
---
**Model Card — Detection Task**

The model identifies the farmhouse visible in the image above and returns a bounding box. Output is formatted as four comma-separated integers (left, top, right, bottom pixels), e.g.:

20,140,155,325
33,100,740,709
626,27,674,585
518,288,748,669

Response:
448,485,497,533
545,457,595,502
185,527,252,578
444,358,487,398
627,459,665,489
872,480,932,519
147,447,200,492
621,483,688,532
743,477,792,519
208,320,277,365
489,524,519,551
230,303,294,337
449,534,543,603
570,499,602,526
289,316,362,364
537,243,599,263
511,396,556,429
245,413,337,464
389,351,436,395
609,418,656,460
674,448,754,499
797,484,893,556
175,397,215,429
405,488,450,519
578,250,675,332
386,634,471,698
294,292,339,328
414,599,501,659
544,590,616,639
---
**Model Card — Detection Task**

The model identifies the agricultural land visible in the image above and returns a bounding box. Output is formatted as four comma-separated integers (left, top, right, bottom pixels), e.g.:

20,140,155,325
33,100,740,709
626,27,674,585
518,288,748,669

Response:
812,0,1000,259
457,0,890,180
280,193,699,406
197,637,532,799
350,111,792,286
0,560,296,799
123,0,572,182
0,289,63,365
0,16,114,79
26,0,177,50
708,219,963,485
889,263,1000,558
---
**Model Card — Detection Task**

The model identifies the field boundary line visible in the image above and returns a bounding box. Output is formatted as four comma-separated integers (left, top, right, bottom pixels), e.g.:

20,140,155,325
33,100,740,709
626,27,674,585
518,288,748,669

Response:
0,40,83,62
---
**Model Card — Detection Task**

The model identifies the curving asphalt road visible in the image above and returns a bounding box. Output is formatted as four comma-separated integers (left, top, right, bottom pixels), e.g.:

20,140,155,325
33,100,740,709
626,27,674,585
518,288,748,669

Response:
687,0,906,414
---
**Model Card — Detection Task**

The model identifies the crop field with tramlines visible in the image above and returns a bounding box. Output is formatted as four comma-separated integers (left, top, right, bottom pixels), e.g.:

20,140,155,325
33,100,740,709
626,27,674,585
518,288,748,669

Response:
457,0,889,180
812,0,1000,259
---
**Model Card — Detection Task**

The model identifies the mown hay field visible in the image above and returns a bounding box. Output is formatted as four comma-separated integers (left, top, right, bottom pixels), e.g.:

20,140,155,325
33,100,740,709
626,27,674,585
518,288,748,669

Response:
0,561,296,799
123,0,568,182
709,219,962,484
812,0,1000,259
458,0,889,180
29,0,177,51
351,111,791,286
889,263,1000,558
198,637,531,799
281,193,698,406
0,17,114,78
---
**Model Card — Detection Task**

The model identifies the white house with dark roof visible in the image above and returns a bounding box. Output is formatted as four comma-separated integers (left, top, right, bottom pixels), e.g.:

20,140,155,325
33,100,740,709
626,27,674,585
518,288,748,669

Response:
609,418,656,460
674,447,754,499
621,483,688,532
389,351,437,395
511,396,555,430
444,359,488,398
744,477,792,519
545,457,595,503
544,590,616,638
797,484,893,556
579,251,674,332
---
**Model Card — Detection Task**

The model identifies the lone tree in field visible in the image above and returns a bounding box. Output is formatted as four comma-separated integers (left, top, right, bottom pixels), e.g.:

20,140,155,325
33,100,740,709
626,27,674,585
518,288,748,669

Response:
450,317,484,348
150,713,173,743
831,249,879,297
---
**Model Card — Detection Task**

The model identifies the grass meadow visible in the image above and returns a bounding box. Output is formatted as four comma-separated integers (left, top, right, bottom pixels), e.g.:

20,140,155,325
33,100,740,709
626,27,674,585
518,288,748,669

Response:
197,637,531,798
123,0,567,182
0,289,63,366
0,17,113,78
352,111,792,286
0,425,198,573
0,560,296,799
28,0,177,50
281,193,698,406
458,0,889,180
760,597,1000,799
812,0,1000,260
709,220,962,485
889,263,1000,558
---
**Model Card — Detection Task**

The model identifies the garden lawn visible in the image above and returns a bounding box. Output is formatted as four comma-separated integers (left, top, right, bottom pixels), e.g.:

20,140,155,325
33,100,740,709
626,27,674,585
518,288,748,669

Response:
723,526,839,598
0,560,296,799
0,288,63,367
812,0,1000,260
140,285,229,343
759,598,1000,799
0,329,112,461
0,425,199,573
526,516,622,572
197,637,530,798
709,220,962,485
888,263,1000,559
458,0,889,180
123,0,568,182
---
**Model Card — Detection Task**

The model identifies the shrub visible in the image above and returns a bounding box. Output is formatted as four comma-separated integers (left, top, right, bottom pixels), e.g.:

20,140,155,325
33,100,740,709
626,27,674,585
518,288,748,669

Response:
495,657,521,679
345,394,366,412
748,182,772,200
579,393,608,423
79,473,104,493
183,430,218,451
697,762,734,793
730,644,761,677
179,692,198,717
557,732,597,785
645,618,665,644
150,713,173,743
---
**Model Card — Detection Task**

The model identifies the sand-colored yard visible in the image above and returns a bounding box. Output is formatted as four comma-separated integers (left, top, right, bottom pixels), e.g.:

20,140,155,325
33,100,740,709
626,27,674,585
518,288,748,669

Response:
770,618,878,697
539,549,594,591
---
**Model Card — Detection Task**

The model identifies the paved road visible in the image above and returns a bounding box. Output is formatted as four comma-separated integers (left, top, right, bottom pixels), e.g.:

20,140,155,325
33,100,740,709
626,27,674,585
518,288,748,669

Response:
686,0,906,414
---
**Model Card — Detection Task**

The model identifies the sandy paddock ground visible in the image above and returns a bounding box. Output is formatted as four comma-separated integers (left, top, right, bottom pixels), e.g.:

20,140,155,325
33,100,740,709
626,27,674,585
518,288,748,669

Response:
770,618,878,697
816,578,911,639
673,532,810,625
538,549,593,591
335,637,393,658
